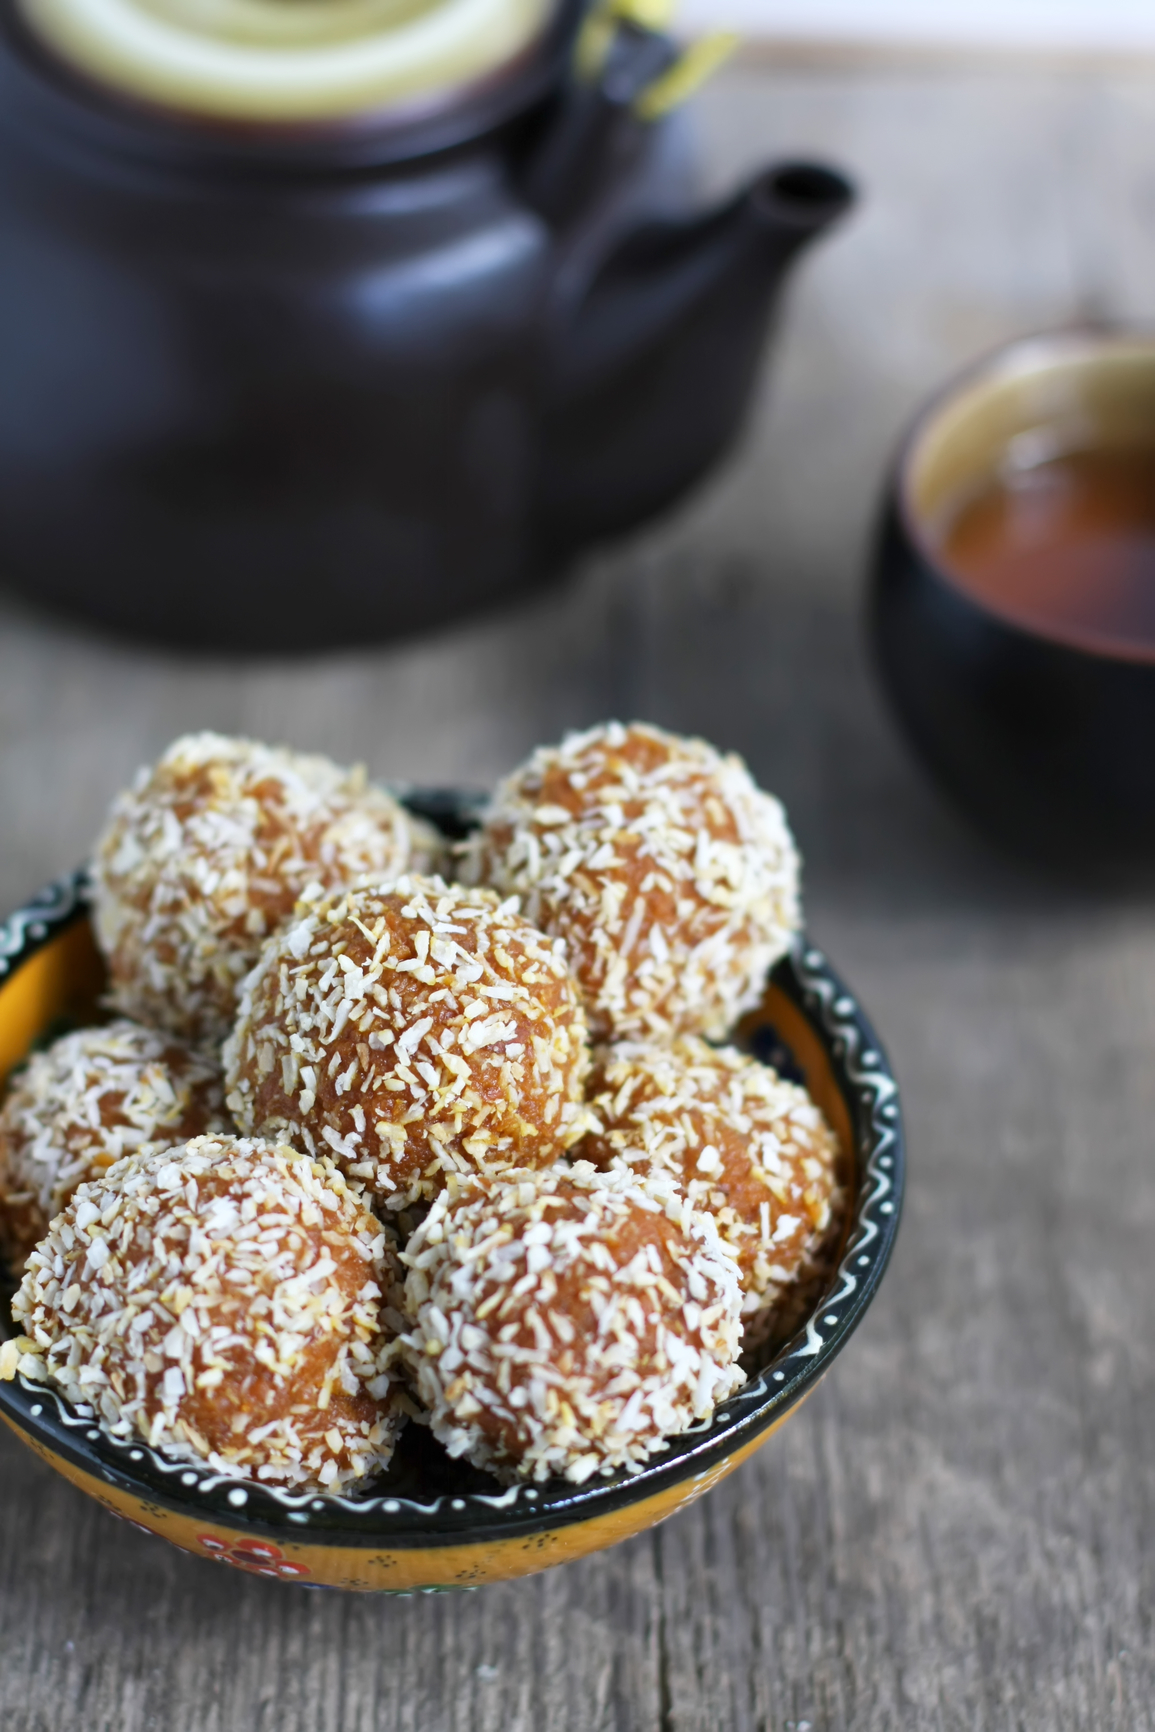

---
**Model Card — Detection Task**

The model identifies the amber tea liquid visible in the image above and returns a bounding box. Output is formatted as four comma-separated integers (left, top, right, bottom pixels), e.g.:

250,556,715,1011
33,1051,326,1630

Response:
937,446,1155,655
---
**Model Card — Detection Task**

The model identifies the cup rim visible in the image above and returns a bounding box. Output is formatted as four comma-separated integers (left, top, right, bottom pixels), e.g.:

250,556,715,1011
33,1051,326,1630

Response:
895,322,1155,667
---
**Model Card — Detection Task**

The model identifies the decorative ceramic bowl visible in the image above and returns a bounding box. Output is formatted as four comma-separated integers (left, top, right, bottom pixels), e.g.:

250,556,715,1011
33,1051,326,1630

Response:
0,795,903,1593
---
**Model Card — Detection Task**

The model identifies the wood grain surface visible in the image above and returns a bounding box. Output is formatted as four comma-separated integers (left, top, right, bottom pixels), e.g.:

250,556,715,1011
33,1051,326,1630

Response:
2,53,1155,1732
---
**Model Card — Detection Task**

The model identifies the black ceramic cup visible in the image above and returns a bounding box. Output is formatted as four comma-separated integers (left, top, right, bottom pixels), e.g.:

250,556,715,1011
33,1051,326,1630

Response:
870,328,1155,870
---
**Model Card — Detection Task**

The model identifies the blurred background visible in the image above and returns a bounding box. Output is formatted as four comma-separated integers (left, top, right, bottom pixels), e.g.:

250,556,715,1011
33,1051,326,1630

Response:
678,0,1155,51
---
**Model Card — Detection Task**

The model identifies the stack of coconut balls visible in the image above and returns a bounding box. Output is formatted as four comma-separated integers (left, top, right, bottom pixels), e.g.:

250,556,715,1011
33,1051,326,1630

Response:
0,724,841,1493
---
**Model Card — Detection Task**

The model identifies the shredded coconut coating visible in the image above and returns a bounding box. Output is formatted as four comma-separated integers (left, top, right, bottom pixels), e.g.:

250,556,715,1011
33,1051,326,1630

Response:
94,733,436,1050
467,722,801,1041
398,1163,745,1485
582,1037,840,1318
5,1136,402,1492
0,1020,227,1276
224,875,591,1212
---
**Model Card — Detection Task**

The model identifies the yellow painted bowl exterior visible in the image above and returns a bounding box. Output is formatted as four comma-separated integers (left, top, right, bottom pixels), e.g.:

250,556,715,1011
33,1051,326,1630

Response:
0,872,901,1592
2,1388,811,1589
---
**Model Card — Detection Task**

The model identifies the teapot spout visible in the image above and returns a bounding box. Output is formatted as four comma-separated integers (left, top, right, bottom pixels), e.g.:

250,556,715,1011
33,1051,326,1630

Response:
540,160,854,553
743,159,856,255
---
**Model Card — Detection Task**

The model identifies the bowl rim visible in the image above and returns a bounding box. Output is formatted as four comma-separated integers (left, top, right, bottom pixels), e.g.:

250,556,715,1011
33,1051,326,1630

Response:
892,320,1155,668
0,816,904,1551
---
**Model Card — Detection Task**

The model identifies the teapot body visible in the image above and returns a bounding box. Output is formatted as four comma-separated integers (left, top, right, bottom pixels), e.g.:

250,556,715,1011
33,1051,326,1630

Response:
0,17,576,646
0,6,851,650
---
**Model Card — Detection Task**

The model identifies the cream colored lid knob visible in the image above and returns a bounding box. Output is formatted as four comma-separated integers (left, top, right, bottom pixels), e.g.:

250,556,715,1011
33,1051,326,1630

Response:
17,0,552,123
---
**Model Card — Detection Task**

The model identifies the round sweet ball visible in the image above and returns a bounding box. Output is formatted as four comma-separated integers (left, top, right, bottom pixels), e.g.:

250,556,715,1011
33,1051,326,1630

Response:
0,1019,228,1276
94,732,438,1050
582,1036,840,1318
7,1136,402,1493
470,721,800,1041
399,1163,745,1485
224,874,591,1211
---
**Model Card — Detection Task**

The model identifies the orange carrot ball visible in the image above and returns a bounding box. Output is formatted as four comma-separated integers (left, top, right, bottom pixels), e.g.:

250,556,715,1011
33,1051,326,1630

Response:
0,1019,227,1275
7,1136,402,1493
471,721,800,1042
94,732,436,1049
224,875,591,1210
583,1036,840,1318
399,1164,745,1484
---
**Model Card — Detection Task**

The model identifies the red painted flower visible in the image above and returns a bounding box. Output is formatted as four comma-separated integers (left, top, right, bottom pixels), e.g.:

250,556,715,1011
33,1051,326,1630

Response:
196,1533,311,1579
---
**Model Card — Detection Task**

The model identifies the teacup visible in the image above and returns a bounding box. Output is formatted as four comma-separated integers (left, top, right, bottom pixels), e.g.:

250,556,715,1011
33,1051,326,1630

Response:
871,328,1155,869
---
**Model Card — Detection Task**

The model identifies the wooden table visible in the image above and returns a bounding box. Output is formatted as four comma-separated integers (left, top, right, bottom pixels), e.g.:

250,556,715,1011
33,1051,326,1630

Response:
2,49,1154,1731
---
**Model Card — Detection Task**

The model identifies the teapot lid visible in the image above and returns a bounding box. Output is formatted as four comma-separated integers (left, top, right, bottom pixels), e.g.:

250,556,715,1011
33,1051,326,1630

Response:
16,0,558,124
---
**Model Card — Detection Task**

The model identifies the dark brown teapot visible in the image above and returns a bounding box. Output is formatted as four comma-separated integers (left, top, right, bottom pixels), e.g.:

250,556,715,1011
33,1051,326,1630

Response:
0,0,853,650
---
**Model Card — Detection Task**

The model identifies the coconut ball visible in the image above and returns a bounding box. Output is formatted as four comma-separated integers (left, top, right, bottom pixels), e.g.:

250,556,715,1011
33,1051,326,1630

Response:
224,874,590,1211
468,721,800,1041
582,1036,840,1318
398,1163,744,1485
6,1136,402,1493
0,1019,228,1275
94,732,439,1049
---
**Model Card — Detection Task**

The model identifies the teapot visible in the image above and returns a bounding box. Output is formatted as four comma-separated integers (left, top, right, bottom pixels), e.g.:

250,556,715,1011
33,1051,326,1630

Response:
0,0,853,650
